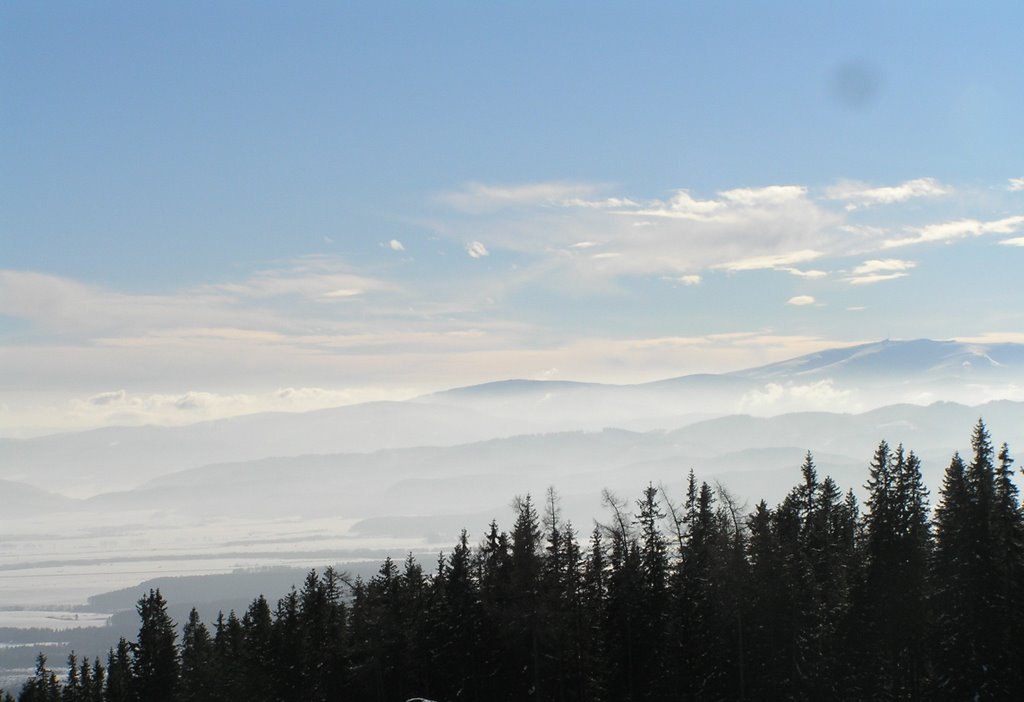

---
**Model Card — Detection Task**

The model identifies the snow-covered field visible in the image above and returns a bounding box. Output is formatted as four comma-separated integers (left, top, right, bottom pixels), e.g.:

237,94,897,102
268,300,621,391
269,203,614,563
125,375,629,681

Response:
0,509,434,616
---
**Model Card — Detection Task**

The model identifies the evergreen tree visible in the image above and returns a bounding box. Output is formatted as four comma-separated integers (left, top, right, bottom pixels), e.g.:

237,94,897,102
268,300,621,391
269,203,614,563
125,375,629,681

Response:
853,442,932,698
270,589,303,702
240,596,276,702
179,608,214,702
61,653,80,702
510,494,543,699
744,500,788,698
132,589,178,702
600,489,642,701
18,654,59,702
210,610,243,700
103,638,134,702
633,483,669,699
581,526,609,700
992,442,1024,688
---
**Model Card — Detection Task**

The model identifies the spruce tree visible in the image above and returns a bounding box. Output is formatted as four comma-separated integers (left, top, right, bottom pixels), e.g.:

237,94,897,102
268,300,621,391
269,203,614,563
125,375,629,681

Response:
132,589,178,702
104,638,134,702
179,608,214,702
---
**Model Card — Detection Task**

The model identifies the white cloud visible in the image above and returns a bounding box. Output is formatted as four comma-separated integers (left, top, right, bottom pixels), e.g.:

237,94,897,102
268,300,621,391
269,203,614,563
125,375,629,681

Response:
563,196,641,209
321,288,364,298
955,332,1024,345
438,181,843,284
847,273,909,285
626,190,721,220
787,295,816,306
466,241,489,258
826,177,950,208
676,274,702,286
851,259,916,275
208,256,395,302
781,267,828,279
719,185,808,207
51,386,416,431
738,380,858,414
716,250,823,272
999,237,1024,247
845,258,916,285
883,215,1024,248
442,181,598,212
388,239,405,251
1009,178,1024,192
628,186,807,220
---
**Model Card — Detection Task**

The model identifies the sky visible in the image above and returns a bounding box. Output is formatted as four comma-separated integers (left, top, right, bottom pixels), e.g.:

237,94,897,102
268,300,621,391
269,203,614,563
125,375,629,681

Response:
2,1,1024,436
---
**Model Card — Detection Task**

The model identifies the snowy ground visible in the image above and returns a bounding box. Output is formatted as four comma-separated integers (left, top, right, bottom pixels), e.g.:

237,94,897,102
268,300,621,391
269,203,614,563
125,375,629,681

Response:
0,509,438,615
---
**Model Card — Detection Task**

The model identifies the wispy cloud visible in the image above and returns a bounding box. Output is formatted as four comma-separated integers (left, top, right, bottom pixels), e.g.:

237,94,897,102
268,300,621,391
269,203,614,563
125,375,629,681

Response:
845,258,916,285
716,250,823,272
436,178,1014,285
783,268,828,279
208,256,395,302
999,236,1024,247
387,239,405,251
787,295,816,306
664,274,702,286
0,258,402,338
438,181,842,284
1009,178,1024,192
825,177,950,209
883,215,1024,248
442,181,599,212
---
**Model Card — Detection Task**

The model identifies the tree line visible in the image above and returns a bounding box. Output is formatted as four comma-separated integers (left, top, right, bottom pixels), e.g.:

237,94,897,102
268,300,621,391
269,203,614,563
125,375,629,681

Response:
5,419,1023,701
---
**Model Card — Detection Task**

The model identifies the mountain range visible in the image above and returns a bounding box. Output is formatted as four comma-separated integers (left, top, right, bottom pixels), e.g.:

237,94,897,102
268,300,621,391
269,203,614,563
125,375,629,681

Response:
3,338,1024,498
3,337,1024,614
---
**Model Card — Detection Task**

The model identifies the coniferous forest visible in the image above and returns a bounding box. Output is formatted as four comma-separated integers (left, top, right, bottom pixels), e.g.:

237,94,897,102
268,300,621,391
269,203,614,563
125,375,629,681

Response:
5,420,1023,702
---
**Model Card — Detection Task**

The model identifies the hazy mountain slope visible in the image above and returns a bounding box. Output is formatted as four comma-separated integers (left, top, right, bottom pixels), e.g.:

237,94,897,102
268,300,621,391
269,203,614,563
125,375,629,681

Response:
77,400,1024,529
0,479,73,514
5,339,1023,498
0,401,543,495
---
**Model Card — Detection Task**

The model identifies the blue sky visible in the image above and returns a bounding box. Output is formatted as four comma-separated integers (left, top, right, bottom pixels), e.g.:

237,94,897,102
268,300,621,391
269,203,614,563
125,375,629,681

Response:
2,2,1023,434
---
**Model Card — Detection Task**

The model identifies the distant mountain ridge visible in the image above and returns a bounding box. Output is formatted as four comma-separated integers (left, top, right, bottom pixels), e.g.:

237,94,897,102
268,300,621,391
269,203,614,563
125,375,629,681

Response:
2,338,1023,497
734,338,1024,382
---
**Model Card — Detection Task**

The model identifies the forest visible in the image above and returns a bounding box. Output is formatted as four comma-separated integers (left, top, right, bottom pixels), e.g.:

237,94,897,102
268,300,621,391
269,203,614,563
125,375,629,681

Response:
4,419,1022,701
